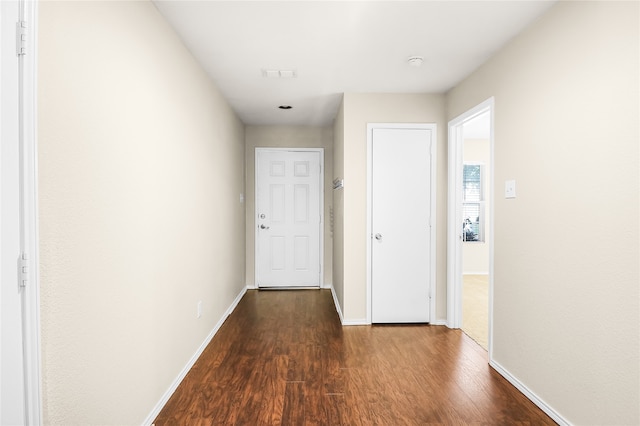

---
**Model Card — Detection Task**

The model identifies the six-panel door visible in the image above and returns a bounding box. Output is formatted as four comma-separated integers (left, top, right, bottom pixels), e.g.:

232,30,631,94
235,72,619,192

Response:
256,150,321,287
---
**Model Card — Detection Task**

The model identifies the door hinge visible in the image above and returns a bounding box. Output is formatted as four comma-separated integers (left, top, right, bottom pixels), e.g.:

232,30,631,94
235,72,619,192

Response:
16,21,27,56
19,253,29,287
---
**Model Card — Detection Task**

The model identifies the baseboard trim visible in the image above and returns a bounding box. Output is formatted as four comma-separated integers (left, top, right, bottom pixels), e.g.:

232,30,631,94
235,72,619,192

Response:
489,359,569,426
341,319,369,326
142,286,247,426
329,285,345,324
430,319,447,326
328,286,369,326
463,272,489,276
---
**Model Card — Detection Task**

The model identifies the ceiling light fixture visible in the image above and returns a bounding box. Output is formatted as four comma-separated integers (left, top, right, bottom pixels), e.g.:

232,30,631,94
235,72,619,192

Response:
278,105,293,110
407,56,424,67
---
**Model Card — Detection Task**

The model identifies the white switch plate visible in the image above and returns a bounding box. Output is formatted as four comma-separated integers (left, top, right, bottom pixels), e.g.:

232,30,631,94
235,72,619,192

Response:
505,180,516,199
239,193,244,203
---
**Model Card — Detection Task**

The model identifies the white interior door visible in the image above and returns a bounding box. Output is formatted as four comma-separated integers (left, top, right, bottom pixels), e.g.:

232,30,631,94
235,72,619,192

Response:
371,128,432,323
256,149,322,288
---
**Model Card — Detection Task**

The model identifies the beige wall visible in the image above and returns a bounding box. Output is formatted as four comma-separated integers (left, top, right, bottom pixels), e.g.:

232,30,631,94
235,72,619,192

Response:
245,126,334,287
336,93,447,322
447,1,639,423
332,100,345,313
38,1,245,424
462,138,490,274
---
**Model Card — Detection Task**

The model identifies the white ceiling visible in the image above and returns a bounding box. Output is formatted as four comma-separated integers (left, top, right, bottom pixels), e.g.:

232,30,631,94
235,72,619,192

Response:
153,1,556,127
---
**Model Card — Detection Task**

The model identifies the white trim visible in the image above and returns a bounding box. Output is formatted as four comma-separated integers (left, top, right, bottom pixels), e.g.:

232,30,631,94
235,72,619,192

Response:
254,147,324,289
490,360,569,426
20,0,42,423
446,98,495,360
430,319,448,326
341,318,369,326
328,285,368,326
329,285,344,324
366,123,437,325
142,286,247,426
463,272,489,276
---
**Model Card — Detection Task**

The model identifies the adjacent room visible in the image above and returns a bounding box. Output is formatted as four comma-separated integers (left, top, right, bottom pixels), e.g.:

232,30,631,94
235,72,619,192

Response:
1,1,637,425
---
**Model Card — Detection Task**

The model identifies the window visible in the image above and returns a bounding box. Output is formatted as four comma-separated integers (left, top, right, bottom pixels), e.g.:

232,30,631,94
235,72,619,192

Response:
463,164,484,242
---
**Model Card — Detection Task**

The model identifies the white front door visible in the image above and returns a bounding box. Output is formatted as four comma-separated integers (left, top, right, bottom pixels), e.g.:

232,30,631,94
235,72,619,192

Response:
371,127,433,323
256,149,322,288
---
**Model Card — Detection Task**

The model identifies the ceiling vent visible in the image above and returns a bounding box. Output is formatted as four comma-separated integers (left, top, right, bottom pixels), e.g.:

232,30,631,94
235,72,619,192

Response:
262,69,297,79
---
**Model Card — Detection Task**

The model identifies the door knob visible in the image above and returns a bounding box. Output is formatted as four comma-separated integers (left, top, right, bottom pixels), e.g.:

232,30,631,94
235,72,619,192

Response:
260,224,270,230
375,233,382,241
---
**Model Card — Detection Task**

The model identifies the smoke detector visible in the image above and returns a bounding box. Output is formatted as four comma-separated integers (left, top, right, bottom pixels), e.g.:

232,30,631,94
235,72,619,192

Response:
407,56,424,67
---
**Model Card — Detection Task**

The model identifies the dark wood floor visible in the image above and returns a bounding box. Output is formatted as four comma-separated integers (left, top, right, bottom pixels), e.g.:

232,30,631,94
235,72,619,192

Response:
154,289,555,425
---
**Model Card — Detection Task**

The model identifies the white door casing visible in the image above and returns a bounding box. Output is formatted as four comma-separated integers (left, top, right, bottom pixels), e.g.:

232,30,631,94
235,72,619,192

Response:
255,149,322,288
1,0,41,423
1,2,27,421
447,98,494,356
368,125,436,323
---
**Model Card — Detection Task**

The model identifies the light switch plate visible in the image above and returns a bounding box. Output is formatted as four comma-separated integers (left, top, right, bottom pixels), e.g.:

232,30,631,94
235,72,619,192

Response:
505,180,516,199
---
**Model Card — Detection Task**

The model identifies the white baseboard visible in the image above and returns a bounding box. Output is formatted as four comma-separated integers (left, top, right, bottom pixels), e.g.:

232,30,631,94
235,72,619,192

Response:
142,286,247,426
329,285,345,324
489,359,569,426
329,285,369,326
430,319,447,326
463,272,489,276
341,318,369,326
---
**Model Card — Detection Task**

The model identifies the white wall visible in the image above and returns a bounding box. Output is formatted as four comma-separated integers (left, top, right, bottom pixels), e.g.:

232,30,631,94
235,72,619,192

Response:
462,138,490,274
244,126,333,288
447,1,639,423
38,1,245,423
335,93,447,322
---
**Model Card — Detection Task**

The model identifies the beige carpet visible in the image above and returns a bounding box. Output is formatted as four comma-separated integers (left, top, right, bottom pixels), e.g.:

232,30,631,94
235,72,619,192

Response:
462,274,488,350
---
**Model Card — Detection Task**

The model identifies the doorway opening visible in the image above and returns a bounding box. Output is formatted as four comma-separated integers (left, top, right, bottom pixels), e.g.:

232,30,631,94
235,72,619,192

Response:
447,99,494,354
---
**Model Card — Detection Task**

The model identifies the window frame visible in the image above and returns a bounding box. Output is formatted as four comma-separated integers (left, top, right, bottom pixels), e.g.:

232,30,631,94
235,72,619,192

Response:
462,163,485,243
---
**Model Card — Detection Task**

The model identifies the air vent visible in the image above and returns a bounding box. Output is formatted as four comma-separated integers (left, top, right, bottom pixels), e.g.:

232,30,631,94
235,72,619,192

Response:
262,69,298,79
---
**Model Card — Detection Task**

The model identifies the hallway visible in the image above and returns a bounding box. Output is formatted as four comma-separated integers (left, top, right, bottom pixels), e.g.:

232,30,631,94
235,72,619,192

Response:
154,290,554,425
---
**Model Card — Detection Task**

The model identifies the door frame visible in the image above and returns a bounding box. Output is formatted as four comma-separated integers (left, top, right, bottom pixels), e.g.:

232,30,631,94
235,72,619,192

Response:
446,98,494,356
366,123,437,324
0,0,41,422
254,147,324,289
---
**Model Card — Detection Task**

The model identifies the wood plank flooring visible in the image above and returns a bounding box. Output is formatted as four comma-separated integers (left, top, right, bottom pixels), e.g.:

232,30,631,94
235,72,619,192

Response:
154,289,555,425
